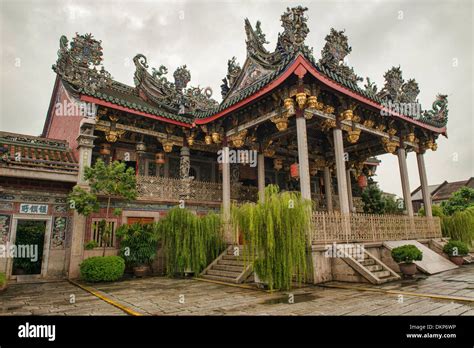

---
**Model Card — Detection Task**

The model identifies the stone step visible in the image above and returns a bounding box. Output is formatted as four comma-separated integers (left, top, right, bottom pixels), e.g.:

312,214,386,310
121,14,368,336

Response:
373,270,391,279
222,255,247,261
212,264,244,272
365,264,383,272
378,276,400,284
201,274,239,284
207,269,242,278
217,259,245,267
360,259,375,266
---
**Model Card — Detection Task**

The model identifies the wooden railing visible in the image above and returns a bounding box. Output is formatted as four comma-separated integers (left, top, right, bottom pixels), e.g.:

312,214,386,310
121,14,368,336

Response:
136,176,258,203
311,212,442,244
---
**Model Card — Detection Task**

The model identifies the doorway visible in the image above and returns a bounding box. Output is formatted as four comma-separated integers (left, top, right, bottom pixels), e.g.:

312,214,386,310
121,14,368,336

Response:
12,220,46,275
7,216,52,280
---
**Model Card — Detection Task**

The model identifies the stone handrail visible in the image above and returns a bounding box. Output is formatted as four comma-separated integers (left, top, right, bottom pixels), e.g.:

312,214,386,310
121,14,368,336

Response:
311,212,442,244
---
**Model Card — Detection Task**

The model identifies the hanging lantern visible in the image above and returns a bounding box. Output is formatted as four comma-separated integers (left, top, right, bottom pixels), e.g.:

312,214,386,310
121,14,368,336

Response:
162,140,173,153
204,135,213,145
273,158,283,171
309,162,318,176
271,115,288,132
136,141,146,153
155,152,165,165
290,163,299,178
99,143,111,155
211,132,221,144
358,174,368,188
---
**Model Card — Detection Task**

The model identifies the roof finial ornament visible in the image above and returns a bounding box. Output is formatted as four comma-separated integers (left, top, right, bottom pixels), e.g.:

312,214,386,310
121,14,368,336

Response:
52,33,112,93
173,65,191,91
277,6,310,55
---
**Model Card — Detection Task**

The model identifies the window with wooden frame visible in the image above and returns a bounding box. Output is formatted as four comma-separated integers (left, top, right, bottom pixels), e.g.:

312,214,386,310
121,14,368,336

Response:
91,219,117,248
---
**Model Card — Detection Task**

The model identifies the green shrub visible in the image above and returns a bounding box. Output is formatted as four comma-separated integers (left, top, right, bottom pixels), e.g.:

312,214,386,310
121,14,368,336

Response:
84,240,99,250
0,272,6,286
419,205,444,217
391,245,423,263
441,187,474,216
116,222,159,267
441,206,474,247
79,256,125,282
443,240,469,256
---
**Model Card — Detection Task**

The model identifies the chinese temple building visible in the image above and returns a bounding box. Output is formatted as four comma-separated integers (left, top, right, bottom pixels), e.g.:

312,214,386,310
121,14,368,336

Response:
1,6,449,283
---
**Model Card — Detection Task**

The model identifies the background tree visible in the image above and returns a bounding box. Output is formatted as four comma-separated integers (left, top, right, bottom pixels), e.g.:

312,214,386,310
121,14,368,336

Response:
69,159,137,256
361,180,385,214
441,187,474,216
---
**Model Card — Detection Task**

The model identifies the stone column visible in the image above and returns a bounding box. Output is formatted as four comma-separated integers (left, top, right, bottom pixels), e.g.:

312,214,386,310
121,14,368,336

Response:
416,152,432,217
295,112,312,200
136,141,147,176
68,118,96,279
258,153,265,202
346,169,354,213
221,144,232,244
398,147,414,217
333,128,350,214
323,166,333,212
179,146,190,179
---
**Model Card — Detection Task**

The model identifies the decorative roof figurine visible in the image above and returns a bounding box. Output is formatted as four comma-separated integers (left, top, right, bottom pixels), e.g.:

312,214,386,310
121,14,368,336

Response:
377,66,419,103
319,28,362,83
52,33,112,93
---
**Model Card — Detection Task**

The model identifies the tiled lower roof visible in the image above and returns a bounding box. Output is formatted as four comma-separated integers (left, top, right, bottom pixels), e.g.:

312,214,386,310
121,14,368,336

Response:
0,132,78,174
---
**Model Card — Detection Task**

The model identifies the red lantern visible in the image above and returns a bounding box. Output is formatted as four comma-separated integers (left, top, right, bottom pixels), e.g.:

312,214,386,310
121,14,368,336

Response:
358,174,368,188
290,163,299,178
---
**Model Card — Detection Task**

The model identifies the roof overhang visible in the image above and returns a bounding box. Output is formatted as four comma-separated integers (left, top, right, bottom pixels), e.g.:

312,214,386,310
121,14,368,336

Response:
196,55,447,136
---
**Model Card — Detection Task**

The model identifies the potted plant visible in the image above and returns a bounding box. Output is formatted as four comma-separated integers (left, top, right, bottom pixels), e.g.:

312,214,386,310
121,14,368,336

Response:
443,240,469,265
0,272,7,292
116,222,159,277
391,245,423,277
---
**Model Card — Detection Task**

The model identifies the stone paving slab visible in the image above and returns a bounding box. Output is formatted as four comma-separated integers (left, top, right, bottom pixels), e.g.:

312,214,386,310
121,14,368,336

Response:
0,265,473,316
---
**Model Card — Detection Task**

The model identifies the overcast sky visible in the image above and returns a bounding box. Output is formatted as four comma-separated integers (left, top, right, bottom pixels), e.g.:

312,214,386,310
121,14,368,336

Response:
1,0,472,196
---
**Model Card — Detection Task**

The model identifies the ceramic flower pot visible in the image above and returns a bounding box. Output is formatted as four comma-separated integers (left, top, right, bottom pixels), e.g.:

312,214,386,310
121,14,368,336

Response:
449,256,464,266
399,262,417,277
133,265,150,278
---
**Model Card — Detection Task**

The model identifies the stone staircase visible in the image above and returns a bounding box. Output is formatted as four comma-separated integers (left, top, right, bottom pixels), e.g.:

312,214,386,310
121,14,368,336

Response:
200,245,253,284
341,248,400,284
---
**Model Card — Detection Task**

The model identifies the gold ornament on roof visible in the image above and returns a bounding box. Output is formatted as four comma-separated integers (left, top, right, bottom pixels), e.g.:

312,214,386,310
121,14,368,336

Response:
324,105,335,114
295,92,307,109
347,129,361,144
271,115,289,131
105,129,125,143
231,129,248,148
307,95,318,109
162,140,173,153
363,119,375,128
340,109,353,121
405,132,415,143
284,97,295,115
211,132,221,144
204,135,213,145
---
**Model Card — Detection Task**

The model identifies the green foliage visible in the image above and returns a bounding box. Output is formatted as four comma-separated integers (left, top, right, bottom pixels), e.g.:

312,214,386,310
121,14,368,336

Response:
391,245,423,264
84,159,137,201
0,272,6,286
231,185,312,291
441,207,474,247
84,240,99,250
12,221,45,274
79,256,125,282
441,187,474,216
418,205,444,217
383,195,404,214
68,159,138,256
160,207,225,276
116,223,160,267
361,184,386,214
443,240,469,256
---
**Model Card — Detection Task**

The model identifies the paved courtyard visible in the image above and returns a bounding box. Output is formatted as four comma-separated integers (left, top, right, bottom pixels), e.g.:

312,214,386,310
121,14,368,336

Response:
1,265,473,316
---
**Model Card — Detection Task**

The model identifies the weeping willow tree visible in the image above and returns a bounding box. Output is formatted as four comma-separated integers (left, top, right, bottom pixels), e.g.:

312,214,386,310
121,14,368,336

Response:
442,206,474,247
231,185,312,290
160,207,225,276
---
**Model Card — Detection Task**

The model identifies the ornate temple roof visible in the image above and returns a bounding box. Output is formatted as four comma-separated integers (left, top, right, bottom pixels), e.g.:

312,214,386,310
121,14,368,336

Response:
0,132,79,174
51,6,448,134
